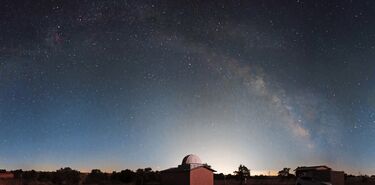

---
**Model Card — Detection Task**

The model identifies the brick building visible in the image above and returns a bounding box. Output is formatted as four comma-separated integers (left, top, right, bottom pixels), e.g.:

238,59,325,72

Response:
161,154,215,185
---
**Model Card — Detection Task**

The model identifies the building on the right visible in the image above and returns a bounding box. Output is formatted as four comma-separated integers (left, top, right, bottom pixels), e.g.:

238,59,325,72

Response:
294,165,344,185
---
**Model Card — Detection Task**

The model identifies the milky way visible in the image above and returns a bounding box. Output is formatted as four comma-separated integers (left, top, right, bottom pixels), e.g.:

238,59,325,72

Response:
1,0,375,175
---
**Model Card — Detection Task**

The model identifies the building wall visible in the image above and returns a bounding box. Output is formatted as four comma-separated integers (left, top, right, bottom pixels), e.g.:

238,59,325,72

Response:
190,168,213,185
295,170,344,185
330,171,344,185
161,171,189,185
312,171,330,182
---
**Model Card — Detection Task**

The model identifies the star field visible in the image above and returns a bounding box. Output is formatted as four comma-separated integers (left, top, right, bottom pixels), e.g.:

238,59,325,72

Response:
1,0,375,175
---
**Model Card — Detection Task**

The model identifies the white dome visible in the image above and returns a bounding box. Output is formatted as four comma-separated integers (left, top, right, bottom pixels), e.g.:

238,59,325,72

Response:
182,154,202,165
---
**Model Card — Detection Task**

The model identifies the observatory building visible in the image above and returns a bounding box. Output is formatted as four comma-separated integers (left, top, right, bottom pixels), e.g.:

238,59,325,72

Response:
161,154,215,185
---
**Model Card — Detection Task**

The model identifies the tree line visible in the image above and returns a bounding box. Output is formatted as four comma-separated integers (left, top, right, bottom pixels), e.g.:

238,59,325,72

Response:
8,167,160,185
3,165,297,185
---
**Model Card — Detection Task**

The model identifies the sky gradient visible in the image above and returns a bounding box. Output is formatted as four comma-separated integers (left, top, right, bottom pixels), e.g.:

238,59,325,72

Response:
1,0,375,175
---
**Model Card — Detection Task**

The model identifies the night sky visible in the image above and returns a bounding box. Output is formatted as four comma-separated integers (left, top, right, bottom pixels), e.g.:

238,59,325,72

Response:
1,0,375,175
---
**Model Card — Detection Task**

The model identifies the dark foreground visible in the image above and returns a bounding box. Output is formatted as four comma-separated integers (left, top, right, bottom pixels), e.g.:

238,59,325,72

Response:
0,168,374,185
1,178,375,185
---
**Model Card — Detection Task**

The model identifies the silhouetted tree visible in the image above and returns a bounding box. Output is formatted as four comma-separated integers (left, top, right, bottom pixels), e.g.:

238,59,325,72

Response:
234,165,250,185
361,175,369,183
134,168,161,185
84,169,108,184
144,167,152,173
23,170,38,181
278,168,290,177
226,174,234,180
136,168,145,185
111,169,135,183
38,172,54,182
214,173,225,180
11,169,23,179
52,167,80,185
150,170,161,183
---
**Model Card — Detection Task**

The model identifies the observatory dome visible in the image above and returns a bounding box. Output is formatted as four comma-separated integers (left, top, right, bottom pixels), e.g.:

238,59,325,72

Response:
182,154,202,165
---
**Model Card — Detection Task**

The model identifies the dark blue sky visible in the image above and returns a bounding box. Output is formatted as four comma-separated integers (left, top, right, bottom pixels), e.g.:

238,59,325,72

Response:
1,0,375,175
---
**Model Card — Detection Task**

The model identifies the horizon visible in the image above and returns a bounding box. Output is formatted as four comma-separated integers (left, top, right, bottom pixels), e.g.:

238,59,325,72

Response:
0,166,371,177
0,158,371,176
1,167,281,176
1,0,375,177
0,166,350,177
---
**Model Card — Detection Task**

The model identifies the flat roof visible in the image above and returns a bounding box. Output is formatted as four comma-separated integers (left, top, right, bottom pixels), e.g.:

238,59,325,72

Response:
295,165,331,171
